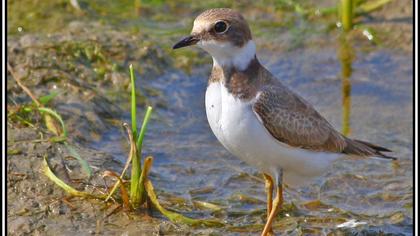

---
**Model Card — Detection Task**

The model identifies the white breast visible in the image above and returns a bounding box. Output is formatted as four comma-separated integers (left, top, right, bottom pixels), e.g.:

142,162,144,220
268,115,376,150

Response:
205,82,342,186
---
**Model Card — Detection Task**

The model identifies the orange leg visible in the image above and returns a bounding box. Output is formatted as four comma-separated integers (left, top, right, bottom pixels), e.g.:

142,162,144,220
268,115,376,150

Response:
263,173,274,235
261,184,283,236
261,171,283,236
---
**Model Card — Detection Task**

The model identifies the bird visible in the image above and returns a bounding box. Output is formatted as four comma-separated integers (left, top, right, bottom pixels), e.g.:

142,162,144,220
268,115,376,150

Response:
172,8,395,236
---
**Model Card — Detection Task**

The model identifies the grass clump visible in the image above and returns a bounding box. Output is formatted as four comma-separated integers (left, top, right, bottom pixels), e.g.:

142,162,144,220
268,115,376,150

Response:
15,63,224,228
105,64,223,226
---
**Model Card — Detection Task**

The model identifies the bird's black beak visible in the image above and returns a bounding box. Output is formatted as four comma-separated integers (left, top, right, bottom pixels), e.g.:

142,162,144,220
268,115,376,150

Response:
172,35,199,49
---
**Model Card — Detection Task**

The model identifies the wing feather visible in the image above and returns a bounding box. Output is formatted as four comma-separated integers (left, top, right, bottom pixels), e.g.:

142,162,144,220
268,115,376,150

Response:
252,84,347,152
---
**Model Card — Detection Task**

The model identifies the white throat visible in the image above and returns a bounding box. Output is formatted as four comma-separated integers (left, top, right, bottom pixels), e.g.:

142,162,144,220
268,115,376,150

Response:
198,40,256,71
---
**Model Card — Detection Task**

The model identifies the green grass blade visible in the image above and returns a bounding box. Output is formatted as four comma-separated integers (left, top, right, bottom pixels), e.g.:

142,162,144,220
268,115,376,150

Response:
357,0,392,14
130,64,137,138
38,91,59,105
145,179,224,227
136,106,153,153
128,125,141,208
64,142,93,178
340,0,353,32
128,64,144,208
38,107,68,138
43,155,106,199
192,200,224,212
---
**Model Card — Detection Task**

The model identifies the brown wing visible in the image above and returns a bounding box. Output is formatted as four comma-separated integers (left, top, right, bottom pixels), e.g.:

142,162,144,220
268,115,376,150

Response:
252,83,347,153
252,83,395,159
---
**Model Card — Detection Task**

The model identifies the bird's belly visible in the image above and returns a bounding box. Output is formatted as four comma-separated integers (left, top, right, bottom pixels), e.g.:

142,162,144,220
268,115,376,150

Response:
205,82,341,186
205,82,226,146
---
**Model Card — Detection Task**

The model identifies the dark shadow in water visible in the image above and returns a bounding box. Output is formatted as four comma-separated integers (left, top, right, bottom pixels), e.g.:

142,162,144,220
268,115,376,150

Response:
338,33,354,136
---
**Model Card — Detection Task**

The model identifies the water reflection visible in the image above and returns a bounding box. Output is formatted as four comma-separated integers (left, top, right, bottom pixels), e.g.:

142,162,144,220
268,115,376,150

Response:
338,34,354,136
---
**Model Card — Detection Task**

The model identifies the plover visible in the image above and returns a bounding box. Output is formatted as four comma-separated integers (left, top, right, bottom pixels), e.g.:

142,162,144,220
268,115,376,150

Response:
173,8,395,236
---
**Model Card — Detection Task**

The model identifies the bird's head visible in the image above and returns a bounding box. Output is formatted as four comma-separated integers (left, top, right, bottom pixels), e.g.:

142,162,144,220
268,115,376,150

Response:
173,8,256,70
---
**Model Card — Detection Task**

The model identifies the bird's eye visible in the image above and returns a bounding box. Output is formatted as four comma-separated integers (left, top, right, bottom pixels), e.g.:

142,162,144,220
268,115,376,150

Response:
214,21,228,33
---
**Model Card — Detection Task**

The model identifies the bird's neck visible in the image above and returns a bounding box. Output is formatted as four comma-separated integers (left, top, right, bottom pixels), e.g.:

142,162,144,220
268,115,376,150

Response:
209,52,264,100
211,40,257,71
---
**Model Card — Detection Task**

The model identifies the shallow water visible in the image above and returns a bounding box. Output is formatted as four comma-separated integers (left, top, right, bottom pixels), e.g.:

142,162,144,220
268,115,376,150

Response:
89,45,413,234
7,0,413,235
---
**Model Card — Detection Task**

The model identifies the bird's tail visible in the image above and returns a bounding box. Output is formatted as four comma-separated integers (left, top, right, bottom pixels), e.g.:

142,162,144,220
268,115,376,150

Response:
343,138,396,160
